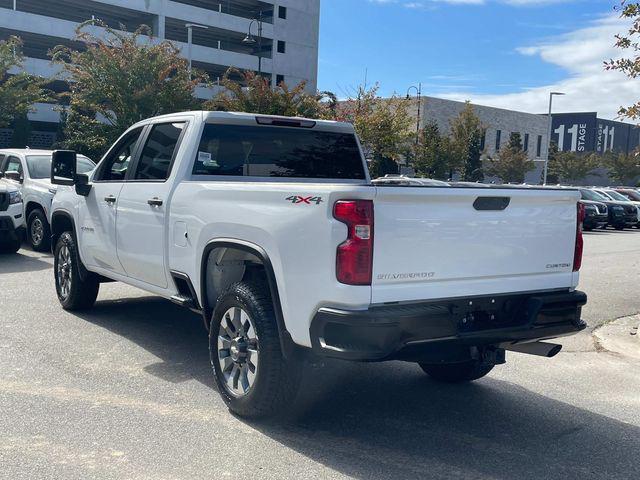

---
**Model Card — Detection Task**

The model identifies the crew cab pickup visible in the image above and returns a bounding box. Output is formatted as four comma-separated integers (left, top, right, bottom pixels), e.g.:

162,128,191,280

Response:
49,111,587,418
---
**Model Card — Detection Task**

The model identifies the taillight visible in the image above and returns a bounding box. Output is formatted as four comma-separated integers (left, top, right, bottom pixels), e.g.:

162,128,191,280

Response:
333,200,374,285
573,202,585,272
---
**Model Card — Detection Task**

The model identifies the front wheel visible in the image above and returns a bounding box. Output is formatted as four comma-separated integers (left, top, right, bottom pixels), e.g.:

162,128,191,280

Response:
419,360,494,383
54,232,99,311
27,209,50,251
210,281,301,419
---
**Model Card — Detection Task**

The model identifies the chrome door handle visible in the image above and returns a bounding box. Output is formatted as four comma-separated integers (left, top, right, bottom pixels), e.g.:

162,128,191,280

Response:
104,195,117,204
147,197,163,207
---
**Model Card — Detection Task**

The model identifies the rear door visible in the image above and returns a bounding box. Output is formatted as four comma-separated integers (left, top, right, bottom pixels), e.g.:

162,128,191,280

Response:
78,127,145,274
115,121,187,288
371,186,580,304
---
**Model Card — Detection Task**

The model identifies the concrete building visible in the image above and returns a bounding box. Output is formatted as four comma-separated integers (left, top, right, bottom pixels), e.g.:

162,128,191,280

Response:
409,96,640,184
0,0,320,148
409,96,549,183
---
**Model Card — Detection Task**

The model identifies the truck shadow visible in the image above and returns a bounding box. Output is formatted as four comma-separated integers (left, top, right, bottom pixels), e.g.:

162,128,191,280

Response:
76,295,639,480
0,250,52,274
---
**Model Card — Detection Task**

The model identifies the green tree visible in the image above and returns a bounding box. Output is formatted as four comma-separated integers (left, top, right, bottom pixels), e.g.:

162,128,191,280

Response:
413,121,450,179
448,102,485,181
605,1,640,120
369,156,399,178
485,132,535,183
600,150,640,184
9,113,31,148
51,21,203,159
336,84,412,170
0,36,47,128
209,68,336,119
547,148,600,184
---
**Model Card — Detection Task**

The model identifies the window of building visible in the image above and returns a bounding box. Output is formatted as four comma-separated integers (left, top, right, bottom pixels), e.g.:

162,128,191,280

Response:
134,122,186,181
480,131,486,151
524,133,529,152
276,74,285,86
277,40,286,54
278,6,287,19
192,124,367,179
495,130,501,151
536,135,543,157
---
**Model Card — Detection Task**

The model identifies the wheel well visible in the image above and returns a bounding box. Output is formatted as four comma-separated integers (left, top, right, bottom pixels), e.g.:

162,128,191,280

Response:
202,246,265,329
25,201,44,219
50,213,74,252
200,241,294,357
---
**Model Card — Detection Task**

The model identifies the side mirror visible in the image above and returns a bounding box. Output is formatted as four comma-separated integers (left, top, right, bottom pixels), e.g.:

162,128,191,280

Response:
4,171,23,183
51,150,77,186
75,173,92,197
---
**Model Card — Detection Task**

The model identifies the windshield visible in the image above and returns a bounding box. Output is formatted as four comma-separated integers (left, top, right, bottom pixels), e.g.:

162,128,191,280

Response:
604,190,631,202
580,189,607,202
26,155,95,179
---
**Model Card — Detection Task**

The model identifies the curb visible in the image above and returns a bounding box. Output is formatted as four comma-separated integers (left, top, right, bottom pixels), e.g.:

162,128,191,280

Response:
593,314,640,359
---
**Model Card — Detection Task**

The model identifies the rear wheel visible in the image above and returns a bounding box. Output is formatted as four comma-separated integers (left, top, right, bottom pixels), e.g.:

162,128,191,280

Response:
54,232,99,310
210,281,301,418
419,360,494,383
27,209,50,251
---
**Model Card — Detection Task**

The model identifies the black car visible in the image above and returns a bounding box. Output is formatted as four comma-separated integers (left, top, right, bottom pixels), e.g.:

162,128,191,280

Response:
579,189,637,230
579,199,608,230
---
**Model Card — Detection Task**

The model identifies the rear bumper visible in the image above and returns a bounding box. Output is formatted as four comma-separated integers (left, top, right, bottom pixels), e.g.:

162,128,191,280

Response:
310,290,587,361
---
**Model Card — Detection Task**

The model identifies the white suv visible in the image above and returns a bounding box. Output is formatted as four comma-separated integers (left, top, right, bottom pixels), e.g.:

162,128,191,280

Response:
0,180,25,253
0,149,95,251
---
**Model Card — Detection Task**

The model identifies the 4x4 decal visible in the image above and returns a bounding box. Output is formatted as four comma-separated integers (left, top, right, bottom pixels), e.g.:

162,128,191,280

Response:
286,195,323,205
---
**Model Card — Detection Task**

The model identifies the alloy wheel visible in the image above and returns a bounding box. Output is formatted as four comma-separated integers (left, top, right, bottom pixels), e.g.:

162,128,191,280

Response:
217,307,259,397
31,218,43,245
56,245,72,299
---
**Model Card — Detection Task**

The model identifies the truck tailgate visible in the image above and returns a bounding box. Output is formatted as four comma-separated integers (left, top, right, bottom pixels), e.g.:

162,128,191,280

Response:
371,187,580,304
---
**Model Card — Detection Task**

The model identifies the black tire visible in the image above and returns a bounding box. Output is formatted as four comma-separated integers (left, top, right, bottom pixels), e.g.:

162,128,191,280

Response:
54,231,99,311
27,208,51,251
209,281,301,419
615,225,625,231
419,360,494,383
0,237,20,254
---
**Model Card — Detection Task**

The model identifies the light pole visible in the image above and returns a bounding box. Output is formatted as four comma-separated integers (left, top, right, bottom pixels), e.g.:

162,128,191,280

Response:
543,91,565,185
243,12,264,77
185,23,208,80
406,84,422,171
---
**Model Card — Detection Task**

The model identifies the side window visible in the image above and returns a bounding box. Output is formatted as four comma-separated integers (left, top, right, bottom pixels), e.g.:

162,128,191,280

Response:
5,156,23,175
96,127,144,181
134,122,185,181
0,154,6,172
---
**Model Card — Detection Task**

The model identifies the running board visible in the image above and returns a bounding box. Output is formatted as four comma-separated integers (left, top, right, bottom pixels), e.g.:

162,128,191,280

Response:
502,341,562,358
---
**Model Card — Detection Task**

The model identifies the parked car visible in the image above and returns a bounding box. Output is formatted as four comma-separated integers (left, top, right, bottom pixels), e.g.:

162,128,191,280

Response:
0,149,95,251
578,189,635,230
49,111,587,418
0,179,25,253
372,175,450,186
594,188,640,228
614,188,640,202
579,199,608,231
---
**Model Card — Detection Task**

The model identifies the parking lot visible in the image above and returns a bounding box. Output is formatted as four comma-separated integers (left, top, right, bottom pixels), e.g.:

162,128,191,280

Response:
1,230,639,480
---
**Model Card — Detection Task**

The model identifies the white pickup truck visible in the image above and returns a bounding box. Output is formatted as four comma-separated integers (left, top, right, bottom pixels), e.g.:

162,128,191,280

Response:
50,111,587,418
0,149,95,251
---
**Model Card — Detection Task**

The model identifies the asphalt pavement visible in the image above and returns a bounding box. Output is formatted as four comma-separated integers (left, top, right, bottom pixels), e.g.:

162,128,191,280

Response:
0,231,639,480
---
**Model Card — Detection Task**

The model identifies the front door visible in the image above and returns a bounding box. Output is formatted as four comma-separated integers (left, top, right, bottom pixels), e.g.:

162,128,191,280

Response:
116,121,187,288
78,127,145,275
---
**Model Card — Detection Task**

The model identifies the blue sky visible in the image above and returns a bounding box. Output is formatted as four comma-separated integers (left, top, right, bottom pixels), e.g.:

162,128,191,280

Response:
317,1,635,119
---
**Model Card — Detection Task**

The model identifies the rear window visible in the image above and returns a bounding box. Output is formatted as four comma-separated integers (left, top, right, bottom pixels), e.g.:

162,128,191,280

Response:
192,124,366,180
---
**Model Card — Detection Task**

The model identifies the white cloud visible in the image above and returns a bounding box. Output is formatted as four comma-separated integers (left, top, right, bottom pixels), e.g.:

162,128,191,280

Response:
437,14,640,120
